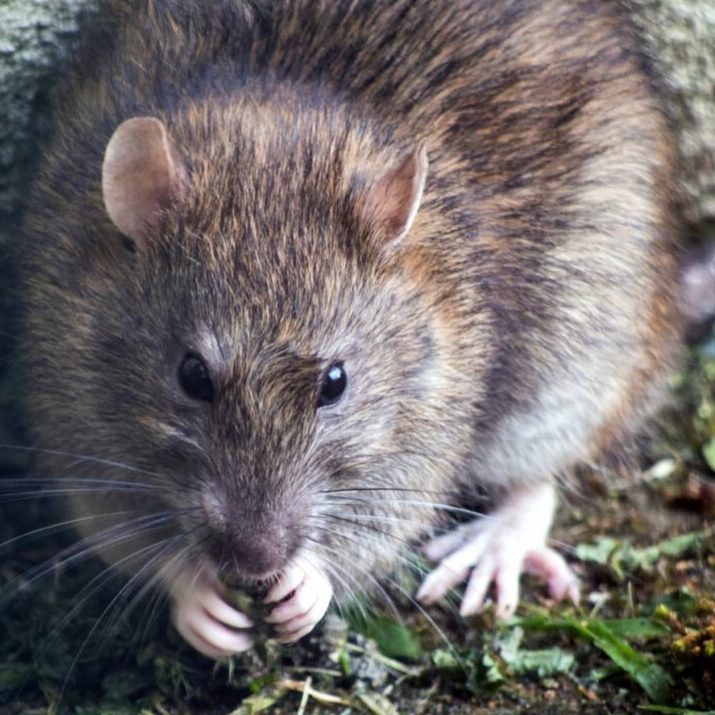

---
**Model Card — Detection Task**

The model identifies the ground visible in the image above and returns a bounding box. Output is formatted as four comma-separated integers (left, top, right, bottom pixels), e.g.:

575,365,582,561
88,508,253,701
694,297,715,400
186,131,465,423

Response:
0,326,713,715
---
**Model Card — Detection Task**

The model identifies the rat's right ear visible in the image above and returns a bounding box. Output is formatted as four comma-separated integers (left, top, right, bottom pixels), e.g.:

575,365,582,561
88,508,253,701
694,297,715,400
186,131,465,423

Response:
362,145,428,250
102,117,187,243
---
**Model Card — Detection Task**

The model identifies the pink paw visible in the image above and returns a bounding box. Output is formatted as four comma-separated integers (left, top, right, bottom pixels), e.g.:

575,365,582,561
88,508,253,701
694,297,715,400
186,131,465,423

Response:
264,560,333,643
416,483,579,618
170,568,253,659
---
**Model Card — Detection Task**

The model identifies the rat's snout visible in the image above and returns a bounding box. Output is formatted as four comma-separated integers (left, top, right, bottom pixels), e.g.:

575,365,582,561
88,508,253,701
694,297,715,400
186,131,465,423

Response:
201,491,298,578
206,527,289,577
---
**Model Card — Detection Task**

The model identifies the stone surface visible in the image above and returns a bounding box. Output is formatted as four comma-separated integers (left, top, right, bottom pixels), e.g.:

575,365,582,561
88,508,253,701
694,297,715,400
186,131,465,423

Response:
627,0,715,225
0,0,99,232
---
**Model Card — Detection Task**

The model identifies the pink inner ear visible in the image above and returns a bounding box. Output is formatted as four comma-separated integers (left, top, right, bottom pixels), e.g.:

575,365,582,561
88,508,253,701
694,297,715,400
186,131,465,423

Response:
365,146,428,245
102,116,183,242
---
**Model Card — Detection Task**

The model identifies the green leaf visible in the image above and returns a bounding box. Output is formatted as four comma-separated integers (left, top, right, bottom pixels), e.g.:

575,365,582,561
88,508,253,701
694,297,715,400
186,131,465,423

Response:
604,619,671,640
248,672,279,695
513,611,674,700
575,531,712,576
496,625,574,678
703,437,715,471
481,652,506,686
625,530,711,571
495,624,523,662
505,648,575,677
566,618,672,702
507,612,566,632
338,646,352,676
351,615,423,661
575,536,621,565
432,648,460,670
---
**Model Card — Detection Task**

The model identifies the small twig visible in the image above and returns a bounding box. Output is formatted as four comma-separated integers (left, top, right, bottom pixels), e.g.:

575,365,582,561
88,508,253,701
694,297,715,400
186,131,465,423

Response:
588,591,610,619
275,679,351,706
285,665,343,677
344,643,422,676
296,675,311,715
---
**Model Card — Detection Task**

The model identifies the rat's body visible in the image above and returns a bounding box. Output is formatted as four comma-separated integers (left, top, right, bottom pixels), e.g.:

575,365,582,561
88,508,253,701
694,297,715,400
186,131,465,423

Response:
20,0,682,656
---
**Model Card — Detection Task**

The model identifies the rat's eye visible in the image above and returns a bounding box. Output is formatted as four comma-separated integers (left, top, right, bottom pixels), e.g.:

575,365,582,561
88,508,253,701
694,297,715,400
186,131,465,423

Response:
179,354,214,402
318,362,347,407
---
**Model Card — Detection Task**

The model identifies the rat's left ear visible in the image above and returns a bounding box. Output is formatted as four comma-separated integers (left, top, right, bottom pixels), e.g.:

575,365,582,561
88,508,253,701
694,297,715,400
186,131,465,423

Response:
363,145,428,249
102,116,187,244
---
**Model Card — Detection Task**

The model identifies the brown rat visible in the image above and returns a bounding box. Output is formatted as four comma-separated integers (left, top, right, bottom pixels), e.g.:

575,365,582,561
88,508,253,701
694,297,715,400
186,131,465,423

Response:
19,0,683,657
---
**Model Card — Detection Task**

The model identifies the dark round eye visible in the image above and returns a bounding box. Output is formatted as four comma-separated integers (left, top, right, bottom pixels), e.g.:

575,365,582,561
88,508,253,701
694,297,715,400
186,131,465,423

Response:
179,354,214,402
318,362,347,407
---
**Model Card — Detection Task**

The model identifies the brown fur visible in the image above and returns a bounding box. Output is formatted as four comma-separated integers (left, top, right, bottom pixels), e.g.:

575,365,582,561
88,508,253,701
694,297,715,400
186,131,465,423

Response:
19,0,682,598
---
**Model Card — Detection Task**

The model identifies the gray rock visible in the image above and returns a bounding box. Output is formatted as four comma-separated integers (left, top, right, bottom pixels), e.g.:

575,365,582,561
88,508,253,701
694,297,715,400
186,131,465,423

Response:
627,0,715,225
0,0,98,230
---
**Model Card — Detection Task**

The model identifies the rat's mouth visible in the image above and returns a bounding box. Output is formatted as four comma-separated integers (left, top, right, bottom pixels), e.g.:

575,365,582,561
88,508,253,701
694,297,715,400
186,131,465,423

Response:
218,567,280,591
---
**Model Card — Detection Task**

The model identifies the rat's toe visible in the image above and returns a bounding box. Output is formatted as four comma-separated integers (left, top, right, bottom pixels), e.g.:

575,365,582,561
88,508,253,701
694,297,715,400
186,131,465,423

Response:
416,561,469,605
264,563,306,605
525,546,580,603
274,589,331,643
197,582,253,629
265,580,314,623
172,598,254,658
265,560,332,641
494,558,522,619
459,553,497,616
191,615,253,655
418,483,575,617
170,568,254,658
417,530,491,605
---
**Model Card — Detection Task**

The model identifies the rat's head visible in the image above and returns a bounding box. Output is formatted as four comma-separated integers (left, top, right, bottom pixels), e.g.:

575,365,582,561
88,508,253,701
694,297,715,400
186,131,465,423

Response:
24,101,484,592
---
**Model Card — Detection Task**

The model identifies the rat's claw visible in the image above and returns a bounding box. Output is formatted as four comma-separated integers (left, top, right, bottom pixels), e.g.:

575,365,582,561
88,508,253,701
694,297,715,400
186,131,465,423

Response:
417,524,490,604
264,563,306,605
461,552,498,615
422,520,482,562
525,545,580,604
264,560,333,643
170,568,253,659
417,482,579,618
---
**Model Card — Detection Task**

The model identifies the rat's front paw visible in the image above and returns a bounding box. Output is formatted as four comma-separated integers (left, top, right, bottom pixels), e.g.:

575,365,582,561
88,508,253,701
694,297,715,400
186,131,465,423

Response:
170,568,254,659
264,560,333,643
416,482,579,618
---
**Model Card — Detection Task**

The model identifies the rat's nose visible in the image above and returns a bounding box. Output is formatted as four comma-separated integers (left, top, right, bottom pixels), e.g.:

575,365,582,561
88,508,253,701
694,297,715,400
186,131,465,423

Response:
224,533,288,578
201,490,300,578
204,519,296,579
